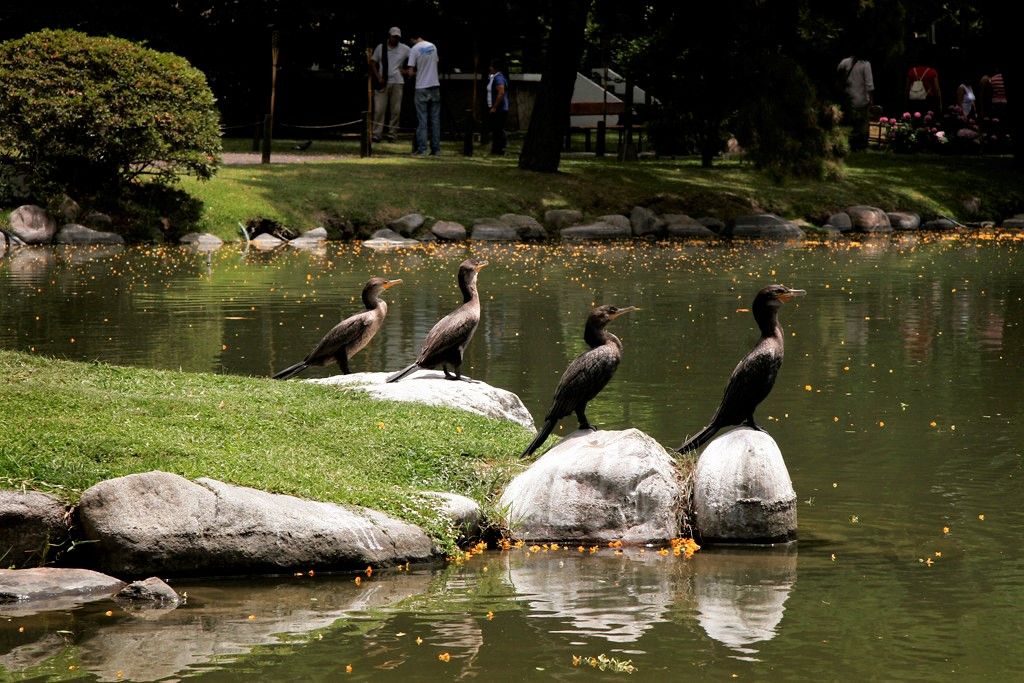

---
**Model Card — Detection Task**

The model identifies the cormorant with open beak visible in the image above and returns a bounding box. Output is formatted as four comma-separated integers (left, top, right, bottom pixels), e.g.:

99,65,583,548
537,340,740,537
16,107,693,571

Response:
273,277,402,379
387,258,488,382
678,284,805,453
521,304,638,458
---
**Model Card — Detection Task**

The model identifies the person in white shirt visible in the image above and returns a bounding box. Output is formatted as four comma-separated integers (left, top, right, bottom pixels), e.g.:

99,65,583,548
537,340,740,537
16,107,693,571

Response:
404,35,441,155
837,54,874,151
369,27,411,142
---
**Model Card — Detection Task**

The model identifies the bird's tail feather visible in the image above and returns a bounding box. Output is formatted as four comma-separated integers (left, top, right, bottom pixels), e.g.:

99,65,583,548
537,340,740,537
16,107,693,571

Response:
273,361,309,380
521,418,557,458
386,363,419,383
677,423,718,454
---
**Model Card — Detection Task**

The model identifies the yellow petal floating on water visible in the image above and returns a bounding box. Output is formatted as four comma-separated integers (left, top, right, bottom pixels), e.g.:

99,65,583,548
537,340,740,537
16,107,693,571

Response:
978,514,985,521
572,655,582,667
345,664,352,673
416,637,423,645
354,576,362,586
486,611,494,621
943,526,950,534
804,384,813,391
438,652,451,663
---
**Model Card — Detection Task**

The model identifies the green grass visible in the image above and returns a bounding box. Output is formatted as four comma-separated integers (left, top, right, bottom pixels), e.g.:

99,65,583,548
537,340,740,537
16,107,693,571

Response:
0,350,531,551
182,146,1024,240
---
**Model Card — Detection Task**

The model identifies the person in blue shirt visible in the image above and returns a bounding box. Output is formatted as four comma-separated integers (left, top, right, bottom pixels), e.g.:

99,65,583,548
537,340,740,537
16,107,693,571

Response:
487,59,509,155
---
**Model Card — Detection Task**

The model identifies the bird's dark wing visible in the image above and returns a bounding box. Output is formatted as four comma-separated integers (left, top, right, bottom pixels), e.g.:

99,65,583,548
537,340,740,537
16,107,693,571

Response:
546,345,620,420
305,312,371,364
416,306,479,365
712,341,781,425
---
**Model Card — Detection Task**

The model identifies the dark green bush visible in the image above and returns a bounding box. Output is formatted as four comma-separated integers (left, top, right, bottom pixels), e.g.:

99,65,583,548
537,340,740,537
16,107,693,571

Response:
0,29,221,203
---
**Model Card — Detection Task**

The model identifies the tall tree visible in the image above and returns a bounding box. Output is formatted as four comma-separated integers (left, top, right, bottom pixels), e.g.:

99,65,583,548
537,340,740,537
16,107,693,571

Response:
518,0,589,172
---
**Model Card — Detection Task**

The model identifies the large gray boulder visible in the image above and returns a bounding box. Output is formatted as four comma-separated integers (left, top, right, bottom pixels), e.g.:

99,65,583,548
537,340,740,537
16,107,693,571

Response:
251,232,285,250
115,577,182,608
692,428,796,544
543,209,582,230
470,219,519,241
664,214,717,239
630,206,666,238
698,216,726,234
288,227,328,250
887,211,921,230
423,491,482,538
0,568,125,615
8,205,57,244
500,429,684,543
499,213,547,240
845,205,893,232
560,221,632,241
311,370,534,430
431,220,467,241
729,214,805,240
825,212,853,231
389,213,425,236
0,490,70,568
179,232,223,251
76,472,435,576
363,228,420,249
1002,214,1024,230
55,224,125,245
922,217,958,231
0,232,6,257
596,214,631,231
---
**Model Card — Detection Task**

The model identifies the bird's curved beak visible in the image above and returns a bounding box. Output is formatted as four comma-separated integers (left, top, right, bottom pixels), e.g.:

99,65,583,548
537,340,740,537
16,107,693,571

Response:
610,305,639,319
383,279,403,289
474,261,489,271
778,288,806,303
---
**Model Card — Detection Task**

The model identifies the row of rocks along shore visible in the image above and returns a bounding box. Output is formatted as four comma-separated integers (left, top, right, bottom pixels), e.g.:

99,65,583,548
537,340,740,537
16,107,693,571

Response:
5,202,1024,253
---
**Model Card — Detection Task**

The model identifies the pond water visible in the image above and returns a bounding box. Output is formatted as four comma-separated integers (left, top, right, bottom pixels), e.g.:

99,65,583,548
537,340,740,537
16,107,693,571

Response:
2,236,1023,679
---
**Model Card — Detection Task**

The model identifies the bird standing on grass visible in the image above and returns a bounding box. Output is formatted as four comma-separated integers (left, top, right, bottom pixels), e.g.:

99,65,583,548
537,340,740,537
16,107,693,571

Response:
387,259,488,382
677,284,805,453
273,277,402,379
521,304,638,458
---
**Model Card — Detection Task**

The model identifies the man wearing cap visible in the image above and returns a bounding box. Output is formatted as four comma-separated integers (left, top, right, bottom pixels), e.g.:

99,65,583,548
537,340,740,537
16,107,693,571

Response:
369,27,410,142
404,34,441,155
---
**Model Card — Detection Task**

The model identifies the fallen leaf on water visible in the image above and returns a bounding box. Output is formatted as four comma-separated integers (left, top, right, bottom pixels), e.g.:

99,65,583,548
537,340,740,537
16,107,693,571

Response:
943,526,950,534
416,637,423,645
978,514,985,521
438,652,451,663
345,664,352,673
486,611,494,620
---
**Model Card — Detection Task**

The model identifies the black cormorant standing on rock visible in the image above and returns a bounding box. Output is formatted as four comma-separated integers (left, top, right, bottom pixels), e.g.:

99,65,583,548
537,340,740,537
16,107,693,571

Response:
521,304,638,458
273,277,402,379
386,258,488,382
677,284,805,453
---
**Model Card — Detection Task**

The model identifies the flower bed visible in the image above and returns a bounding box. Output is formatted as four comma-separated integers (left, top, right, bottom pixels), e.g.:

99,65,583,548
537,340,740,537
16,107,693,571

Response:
877,107,1012,155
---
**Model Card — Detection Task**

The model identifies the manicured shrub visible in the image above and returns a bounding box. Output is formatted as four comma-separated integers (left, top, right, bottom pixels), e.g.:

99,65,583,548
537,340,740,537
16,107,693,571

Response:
0,29,221,203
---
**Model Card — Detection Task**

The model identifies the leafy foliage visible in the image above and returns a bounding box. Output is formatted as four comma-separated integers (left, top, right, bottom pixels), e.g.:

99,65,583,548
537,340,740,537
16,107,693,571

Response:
0,29,221,202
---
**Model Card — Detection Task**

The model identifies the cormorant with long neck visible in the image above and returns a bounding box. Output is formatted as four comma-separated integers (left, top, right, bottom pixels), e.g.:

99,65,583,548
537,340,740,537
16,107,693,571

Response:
521,304,638,458
677,284,805,453
386,258,487,382
273,277,402,379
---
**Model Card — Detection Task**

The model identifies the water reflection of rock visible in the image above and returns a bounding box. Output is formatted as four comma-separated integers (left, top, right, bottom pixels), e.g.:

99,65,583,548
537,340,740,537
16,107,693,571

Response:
5,247,55,282
55,244,125,266
502,550,679,644
692,546,797,657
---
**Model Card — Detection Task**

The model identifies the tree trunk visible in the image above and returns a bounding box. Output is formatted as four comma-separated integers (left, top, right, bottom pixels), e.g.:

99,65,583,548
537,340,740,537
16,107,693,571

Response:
518,0,590,172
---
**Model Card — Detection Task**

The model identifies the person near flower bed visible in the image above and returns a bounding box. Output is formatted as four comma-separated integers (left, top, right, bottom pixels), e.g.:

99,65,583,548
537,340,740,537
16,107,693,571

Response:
906,64,942,114
838,53,875,151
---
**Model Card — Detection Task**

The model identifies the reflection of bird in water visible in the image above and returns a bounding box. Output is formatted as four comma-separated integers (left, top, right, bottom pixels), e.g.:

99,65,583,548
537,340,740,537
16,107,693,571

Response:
273,277,402,379
521,304,638,458
387,259,487,383
678,285,805,453
292,140,313,151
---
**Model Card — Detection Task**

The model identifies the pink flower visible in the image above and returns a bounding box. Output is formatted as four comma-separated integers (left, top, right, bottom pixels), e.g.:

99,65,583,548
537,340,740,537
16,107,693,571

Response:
914,111,922,119
902,112,912,120
879,116,889,124
936,131,946,139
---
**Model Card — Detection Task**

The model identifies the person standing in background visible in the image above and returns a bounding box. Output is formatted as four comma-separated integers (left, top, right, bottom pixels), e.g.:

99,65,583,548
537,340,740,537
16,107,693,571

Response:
369,27,410,143
405,34,441,155
838,53,874,151
487,59,509,155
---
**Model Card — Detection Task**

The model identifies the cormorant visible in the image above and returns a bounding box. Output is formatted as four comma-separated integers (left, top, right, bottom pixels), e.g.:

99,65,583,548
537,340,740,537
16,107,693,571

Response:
386,259,488,382
272,277,402,379
677,284,805,453
521,304,638,458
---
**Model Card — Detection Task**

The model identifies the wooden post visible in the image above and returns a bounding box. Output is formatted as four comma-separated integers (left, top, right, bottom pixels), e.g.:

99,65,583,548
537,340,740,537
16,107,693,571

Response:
363,45,373,158
596,120,606,156
261,31,280,165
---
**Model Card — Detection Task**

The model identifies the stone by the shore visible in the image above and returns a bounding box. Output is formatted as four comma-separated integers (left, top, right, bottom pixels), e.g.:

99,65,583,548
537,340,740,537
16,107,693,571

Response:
664,214,717,238
560,221,632,241
630,206,666,238
55,224,126,245
0,232,6,257
0,490,70,569
311,370,535,430
922,217,959,231
887,211,921,230
826,212,853,231
84,211,114,229
363,228,420,249
596,214,631,231
8,205,57,244
470,219,519,241
423,491,482,538
500,428,684,543
302,227,328,239
76,472,434,576
431,220,467,241
250,233,284,250
846,205,893,232
1002,214,1024,230
730,214,805,239
543,209,583,230
115,577,182,607
692,428,797,544
389,213,425,236
0,568,125,614
179,232,223,250
500,213,547,240
58,196,81,222
698,216,726,234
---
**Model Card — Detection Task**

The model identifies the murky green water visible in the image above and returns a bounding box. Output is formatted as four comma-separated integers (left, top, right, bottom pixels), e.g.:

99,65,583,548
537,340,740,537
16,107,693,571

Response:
2,236,1023,679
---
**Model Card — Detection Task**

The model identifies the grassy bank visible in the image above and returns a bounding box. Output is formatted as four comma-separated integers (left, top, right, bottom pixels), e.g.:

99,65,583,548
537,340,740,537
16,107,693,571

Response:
181,148,1024,240
0,350,531,551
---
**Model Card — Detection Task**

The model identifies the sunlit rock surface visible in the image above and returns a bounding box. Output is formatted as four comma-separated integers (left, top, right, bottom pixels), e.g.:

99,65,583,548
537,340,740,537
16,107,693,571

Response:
55,224,125,245
0,490,70,569
0,568,125,616
692,428,797,543
76,472,434,576
179,232,224,251
363,228,420,249
8,205,56,244
500,428,683,543
423,491,482,538
312,370,535,430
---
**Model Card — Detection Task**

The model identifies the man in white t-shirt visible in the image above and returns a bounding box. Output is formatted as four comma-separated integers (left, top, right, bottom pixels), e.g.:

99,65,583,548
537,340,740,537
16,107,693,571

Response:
405,35,441,155
837,54,874,151
369,27,410,142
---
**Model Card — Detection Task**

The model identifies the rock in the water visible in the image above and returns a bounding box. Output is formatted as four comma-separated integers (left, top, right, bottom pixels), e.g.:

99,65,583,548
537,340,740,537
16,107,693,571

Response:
826,212,853,231
179,232,223,250
922,217,959,231
84,211,113,229
301,227,328,239
470,220,519,241
543,209,583,230
729,214,805,239
363,228,420,249
596,214,631,231
630,206,666,237
389,213,425,236
698,216,726,234
311,371,535,430
8,205,57,244
0,568,125,614
58,196,81,222
0,491,70,568
692,428,796,544
115,577,182,607
251,233,284,250
500,429,684,543
431,220,467,241
664,214,716,238
1002,214,1024,230
423,492,482,538
560,221,632,241
845,205,892,232
500,213,547,240
76,472,434,576
55,224,125,245
0,232,6,257
887,211,921,230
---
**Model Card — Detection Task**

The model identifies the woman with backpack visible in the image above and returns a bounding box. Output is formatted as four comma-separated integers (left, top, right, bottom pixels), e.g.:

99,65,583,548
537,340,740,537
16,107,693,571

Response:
906,64,942,114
